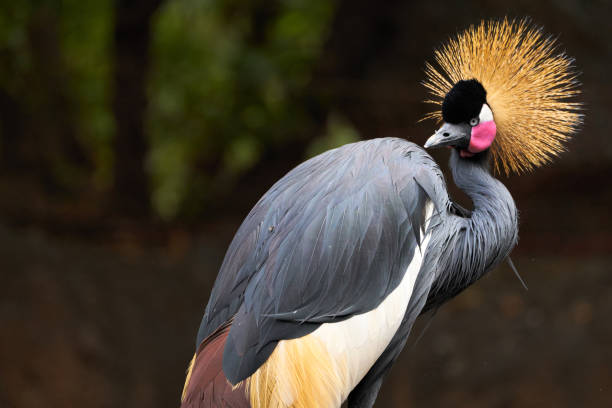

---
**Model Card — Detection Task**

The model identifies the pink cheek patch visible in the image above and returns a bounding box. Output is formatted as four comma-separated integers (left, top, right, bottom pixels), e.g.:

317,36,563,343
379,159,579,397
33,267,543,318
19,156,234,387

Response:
468,121,497,153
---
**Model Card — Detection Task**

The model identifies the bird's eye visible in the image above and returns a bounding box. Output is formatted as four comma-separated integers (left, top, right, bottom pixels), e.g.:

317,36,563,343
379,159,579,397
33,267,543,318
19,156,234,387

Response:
469,117,479,127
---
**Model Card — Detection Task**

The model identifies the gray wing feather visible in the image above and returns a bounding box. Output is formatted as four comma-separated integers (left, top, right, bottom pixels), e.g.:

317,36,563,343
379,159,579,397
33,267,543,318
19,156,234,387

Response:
196,138,446,384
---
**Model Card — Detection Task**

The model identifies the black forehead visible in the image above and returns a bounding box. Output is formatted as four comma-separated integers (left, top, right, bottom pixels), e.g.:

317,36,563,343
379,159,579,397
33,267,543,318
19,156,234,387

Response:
442,79,487,123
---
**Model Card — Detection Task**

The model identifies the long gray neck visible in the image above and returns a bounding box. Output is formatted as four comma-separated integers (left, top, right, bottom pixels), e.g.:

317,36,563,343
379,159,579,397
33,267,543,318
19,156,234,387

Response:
424,150,518,310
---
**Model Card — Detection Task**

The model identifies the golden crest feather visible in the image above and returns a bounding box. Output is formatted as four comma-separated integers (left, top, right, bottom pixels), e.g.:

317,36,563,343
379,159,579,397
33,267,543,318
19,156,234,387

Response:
422,18,582,174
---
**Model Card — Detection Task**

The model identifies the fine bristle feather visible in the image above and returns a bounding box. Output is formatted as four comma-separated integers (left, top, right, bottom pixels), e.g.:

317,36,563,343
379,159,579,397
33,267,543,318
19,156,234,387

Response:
422,18,583,174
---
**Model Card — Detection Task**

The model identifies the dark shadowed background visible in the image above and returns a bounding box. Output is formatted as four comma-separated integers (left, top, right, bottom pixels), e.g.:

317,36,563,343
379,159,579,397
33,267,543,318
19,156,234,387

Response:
1,0,611,407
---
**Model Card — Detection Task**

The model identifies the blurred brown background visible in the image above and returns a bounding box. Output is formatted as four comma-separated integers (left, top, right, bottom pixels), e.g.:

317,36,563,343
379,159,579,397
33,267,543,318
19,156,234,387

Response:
1,0,611,407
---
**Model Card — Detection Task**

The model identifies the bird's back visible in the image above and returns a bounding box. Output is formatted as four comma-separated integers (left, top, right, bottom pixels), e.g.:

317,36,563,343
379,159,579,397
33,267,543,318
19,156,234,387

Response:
182,138,446,407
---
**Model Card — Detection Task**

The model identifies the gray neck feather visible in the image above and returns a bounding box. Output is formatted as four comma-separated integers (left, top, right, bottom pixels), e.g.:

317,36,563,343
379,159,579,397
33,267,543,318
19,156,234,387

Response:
423,149,518,310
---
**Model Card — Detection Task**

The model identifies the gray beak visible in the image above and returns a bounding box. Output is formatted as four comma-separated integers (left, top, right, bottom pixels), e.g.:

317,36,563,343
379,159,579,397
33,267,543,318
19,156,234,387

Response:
424,122,470,149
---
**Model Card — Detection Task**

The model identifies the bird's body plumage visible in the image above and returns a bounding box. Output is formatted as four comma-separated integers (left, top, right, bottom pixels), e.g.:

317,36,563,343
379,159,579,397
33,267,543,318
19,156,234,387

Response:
181,18,581,407
182,138,518,407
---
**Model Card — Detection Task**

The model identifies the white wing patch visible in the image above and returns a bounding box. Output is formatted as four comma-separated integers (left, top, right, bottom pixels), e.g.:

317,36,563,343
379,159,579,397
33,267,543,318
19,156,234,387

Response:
311,201,434,401
247,202,434,408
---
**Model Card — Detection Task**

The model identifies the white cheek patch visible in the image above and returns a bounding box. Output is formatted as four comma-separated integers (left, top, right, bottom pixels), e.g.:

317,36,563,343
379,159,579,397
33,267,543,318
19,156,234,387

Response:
479,103,494,123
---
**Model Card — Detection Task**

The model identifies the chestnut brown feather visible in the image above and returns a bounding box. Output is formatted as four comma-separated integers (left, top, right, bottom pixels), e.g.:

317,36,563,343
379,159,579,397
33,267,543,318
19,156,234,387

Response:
181,322,250,408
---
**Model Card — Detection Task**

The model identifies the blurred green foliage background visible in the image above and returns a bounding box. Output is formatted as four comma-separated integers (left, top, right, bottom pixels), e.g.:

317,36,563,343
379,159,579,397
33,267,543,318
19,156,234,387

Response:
0,0,358,222
148,0,337,218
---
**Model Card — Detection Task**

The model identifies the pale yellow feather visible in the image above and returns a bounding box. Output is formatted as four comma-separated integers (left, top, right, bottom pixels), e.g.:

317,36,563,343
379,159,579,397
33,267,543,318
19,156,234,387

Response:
246,334,350,408
181,353,196,402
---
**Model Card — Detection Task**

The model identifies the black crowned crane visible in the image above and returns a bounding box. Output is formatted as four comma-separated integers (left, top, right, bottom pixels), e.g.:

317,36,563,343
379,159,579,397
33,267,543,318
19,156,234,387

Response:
181,19,582,408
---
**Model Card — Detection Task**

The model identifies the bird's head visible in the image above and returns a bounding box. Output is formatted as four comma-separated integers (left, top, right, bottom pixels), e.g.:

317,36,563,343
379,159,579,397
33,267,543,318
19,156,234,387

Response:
422,18,582,174
424,79,495,159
